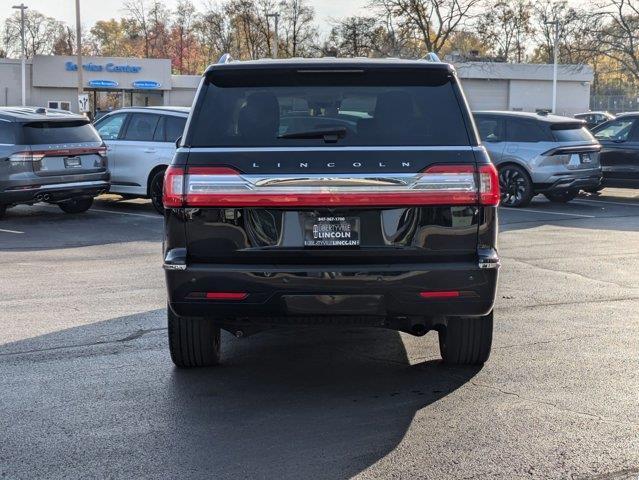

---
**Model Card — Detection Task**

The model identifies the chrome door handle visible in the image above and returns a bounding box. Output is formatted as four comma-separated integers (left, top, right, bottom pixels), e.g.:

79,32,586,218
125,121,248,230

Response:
144,149,157,153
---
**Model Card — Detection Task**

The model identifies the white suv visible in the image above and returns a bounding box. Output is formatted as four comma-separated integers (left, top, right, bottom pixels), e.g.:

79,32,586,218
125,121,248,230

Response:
94,107,189,213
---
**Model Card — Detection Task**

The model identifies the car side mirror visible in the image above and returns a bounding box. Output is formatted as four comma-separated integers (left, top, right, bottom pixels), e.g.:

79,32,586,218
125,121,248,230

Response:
175,136,182,148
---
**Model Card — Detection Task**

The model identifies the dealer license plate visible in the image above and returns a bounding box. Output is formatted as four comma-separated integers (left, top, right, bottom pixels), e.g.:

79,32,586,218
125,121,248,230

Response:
304,216,360,247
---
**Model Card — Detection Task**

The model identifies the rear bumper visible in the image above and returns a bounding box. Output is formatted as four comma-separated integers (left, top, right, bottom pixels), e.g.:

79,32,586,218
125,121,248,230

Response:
165,260,499,324
535,173,602,193
0,179,110,204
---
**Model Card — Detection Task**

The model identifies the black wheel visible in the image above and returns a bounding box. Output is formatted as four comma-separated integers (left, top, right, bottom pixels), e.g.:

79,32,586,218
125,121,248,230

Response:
149,170,165,215
544,190,578,203
439,311,493,365
168,305,221,368
0,204,6,219
498,165,533,207
58,197,93,214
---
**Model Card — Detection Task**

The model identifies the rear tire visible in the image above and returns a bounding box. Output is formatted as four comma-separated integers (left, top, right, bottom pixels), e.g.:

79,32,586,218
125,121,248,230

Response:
168,305,221,368
439,311,493,365
544,190,578,203
498,165,533,208
149,170,165,215
58,197,93,214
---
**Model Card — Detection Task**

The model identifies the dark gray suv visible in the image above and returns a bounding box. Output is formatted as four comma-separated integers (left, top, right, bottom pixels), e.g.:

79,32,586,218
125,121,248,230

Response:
0,107,110,219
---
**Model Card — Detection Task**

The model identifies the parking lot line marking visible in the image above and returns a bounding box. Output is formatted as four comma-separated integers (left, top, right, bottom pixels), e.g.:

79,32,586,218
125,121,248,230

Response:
575,199,639,208
0,228,24,234
90,208,162,220
507,208,596,218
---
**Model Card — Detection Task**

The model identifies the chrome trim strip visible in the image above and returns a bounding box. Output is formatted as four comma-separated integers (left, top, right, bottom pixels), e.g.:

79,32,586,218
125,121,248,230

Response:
186,146,478,153
38,181,108,190
163,264,187,271
478,259,500,269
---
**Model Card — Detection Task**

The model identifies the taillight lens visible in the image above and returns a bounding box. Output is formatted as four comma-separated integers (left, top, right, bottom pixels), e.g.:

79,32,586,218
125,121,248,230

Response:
478,164,500,206
163,166,185,207
164,163,500,208
8,151,46,162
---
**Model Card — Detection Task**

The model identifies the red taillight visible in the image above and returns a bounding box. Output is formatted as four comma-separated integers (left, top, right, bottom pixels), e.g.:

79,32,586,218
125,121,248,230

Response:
205,292,248,300
478,163,500,206
163,166,185,207
166,163,500,208
419,291,460,299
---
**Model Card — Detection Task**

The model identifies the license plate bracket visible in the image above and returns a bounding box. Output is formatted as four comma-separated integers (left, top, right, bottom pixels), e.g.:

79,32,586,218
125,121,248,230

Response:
64,156,82,168
304,215,360,247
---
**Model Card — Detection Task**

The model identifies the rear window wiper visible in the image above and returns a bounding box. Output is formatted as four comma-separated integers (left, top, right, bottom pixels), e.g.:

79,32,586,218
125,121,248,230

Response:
278,127,347,143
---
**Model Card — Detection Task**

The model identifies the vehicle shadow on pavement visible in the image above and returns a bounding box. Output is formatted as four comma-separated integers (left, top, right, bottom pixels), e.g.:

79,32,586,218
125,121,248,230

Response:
166,327,480,479
0,311,480,480
0,201,163,251
499,193,639,234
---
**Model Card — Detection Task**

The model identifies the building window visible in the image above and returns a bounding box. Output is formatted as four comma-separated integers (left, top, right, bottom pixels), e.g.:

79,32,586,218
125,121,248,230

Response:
47,101,71,111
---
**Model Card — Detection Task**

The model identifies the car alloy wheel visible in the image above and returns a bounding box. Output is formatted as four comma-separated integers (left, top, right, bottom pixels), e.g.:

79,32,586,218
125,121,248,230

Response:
498,166,532,207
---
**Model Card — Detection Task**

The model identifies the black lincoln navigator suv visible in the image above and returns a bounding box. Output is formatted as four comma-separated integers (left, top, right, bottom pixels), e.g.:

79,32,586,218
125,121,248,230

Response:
163,57,500,367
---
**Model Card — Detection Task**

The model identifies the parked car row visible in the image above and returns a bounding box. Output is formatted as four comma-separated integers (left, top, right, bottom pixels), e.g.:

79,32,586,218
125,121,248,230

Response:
0,106,188,219
475,111,601,207
475,110,639,207
0,107,110,219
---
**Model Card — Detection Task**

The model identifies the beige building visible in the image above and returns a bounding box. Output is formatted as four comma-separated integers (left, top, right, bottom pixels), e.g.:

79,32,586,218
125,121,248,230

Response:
456,62,593,115
0,55,593,117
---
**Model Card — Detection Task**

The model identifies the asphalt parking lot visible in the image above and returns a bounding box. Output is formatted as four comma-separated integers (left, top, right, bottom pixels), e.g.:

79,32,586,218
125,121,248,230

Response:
1,190,638,480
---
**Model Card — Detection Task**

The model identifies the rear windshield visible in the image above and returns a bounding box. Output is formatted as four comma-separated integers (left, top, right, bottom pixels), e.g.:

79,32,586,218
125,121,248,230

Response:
551,125,595,143
0,121,15,144
22,121,101,145
188,71,471,147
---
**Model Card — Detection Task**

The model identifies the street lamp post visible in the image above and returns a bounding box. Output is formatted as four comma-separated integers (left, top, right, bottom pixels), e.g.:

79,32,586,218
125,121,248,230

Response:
75,0,84,100
266,13,280,59
546,20,560,114
12,3,28,106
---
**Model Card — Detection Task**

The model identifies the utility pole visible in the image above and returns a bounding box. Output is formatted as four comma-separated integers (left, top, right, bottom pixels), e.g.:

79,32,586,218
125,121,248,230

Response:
266,12,280,59
12,3,27,106
75,0,83,98
546,19,560,114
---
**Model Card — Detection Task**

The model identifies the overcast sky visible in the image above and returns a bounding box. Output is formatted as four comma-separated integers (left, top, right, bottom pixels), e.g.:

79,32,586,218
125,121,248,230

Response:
1,0,368,36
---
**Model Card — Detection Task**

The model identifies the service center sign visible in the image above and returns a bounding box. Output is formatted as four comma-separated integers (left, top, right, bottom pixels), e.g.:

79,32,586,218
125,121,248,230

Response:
65,61,142,73
32,55,171,90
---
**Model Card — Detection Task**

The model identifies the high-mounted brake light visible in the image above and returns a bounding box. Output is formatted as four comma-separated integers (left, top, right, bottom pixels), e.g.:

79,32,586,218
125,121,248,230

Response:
163,163,500,208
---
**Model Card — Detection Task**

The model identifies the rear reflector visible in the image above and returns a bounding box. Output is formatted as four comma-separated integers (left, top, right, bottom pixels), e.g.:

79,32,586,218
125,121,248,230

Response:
205,292,248,300
419,291,460,299
163,163,500,208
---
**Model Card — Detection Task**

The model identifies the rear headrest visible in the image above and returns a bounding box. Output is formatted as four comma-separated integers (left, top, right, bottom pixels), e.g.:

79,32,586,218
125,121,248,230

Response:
238,92,280,140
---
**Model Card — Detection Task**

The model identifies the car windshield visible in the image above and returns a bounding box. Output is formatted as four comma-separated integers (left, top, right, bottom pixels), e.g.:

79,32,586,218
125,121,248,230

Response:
188,73,471,147
593,118,635,142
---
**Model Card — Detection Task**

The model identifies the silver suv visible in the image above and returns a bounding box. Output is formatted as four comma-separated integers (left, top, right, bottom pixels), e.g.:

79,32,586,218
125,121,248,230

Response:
0,107,109,219
474,111,602,207
94,107,188,213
